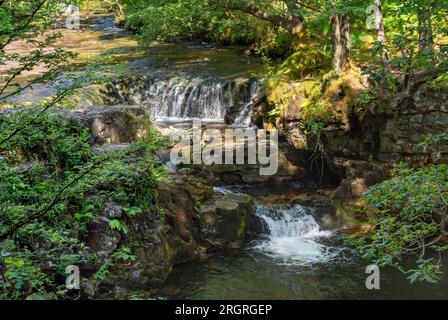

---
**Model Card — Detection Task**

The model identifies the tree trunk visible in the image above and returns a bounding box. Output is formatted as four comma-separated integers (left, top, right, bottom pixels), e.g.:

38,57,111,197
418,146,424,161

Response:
418,5,434,58
374,0,392,99
332,13,350,74
341,13,351,67
333,15,343,74
374,0,390,74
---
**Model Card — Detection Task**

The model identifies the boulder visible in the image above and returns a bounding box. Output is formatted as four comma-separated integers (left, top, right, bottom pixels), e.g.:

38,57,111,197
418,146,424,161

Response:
68,105,149,145
157,173,214,261
107,211,175,293
350,178,367,198
104,201,123,219
86,217,121,259
199,193,255,248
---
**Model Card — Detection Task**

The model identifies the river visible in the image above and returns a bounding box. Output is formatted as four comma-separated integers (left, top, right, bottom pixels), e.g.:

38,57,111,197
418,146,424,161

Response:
159,185,448,300
13,13,448,300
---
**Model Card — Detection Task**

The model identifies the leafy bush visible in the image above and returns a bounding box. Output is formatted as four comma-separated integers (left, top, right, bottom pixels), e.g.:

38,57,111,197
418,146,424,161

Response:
0,108,166,299
345,164,448,283
124,0,289,55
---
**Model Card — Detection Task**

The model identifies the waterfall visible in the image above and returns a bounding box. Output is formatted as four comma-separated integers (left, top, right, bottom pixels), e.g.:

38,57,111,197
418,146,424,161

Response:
232,80,260,127
112,75,260,125
254,205,338,266
147,77,233,120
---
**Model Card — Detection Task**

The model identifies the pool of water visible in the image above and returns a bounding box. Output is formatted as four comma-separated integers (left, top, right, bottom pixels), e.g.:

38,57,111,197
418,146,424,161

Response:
160,240,448,300
159,185,448,300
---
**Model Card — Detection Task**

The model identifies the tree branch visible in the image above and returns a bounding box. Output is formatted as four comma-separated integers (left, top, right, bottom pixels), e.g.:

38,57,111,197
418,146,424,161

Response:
0,0,48,51
0,84,72,147
210,0,306,35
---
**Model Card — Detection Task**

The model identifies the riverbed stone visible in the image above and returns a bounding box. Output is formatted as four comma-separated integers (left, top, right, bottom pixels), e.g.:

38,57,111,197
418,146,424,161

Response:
67,105,149,145
104,201,123,219
199,193,255,248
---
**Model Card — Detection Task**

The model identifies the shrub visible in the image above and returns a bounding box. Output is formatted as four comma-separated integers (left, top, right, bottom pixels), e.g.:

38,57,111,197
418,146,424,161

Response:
345,164,448,283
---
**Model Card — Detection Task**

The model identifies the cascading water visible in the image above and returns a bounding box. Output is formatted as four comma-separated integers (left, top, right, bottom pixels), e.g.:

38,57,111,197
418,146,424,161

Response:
254,205,339,266
232,80,261,127
111,75,260,125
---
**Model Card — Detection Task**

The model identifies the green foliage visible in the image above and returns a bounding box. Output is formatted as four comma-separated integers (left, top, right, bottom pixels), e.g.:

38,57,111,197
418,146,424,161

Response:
416,133,448,163
0,108,166,299
124,0,290,55
91,245,136,283
0,0,79,102
345,164,448,283
112,246,136,262
433,73,448,91
275,41,332,80
109,219,129,234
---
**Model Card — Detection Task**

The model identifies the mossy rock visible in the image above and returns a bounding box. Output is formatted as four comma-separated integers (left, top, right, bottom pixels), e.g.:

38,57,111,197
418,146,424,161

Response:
199,193,255,249
332,199,376,230
266,65,368,131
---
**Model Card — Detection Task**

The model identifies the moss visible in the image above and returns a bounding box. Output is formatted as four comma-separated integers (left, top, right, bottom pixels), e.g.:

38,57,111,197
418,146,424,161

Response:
236,216,247,240
320,65,367,126
266,63,367,130
333,199,376,229
421,72,448,93
64,83,115,108
278,39,332,80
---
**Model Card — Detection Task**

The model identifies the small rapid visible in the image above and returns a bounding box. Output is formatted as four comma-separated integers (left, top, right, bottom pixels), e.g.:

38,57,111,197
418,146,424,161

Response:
232,80,261,126
254,205,339,266
112,75,260,125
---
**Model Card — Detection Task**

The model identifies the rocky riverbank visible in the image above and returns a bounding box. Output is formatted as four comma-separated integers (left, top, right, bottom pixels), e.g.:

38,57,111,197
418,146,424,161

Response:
253,67,448,200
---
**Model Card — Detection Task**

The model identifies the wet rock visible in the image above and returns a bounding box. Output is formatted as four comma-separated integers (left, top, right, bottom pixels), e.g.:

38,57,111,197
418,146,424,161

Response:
157,173,214,260
246,215,266,240
188,143,307,185
290,193,341,230
284,122,307,149
264,74,448,201
93,143,131,154
104,201,123,219
68,105,149,145
350,178,367,198
199,193,255,248
86,217,121,258
334,178,368,199
334,179,353,199
108,211,175,292
379,112,448,156
332,199,376,230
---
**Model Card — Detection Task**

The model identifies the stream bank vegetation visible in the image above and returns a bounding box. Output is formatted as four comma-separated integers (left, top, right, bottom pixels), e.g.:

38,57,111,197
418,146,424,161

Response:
0,0,448,299
0,0,167,299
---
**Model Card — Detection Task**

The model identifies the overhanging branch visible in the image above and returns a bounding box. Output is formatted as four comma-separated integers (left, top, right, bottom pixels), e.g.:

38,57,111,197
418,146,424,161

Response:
209,0,306,35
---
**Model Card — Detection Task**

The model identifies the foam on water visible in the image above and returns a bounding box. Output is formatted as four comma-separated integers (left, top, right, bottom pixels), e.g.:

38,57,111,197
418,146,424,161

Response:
113,75,260,125
254,205,339,266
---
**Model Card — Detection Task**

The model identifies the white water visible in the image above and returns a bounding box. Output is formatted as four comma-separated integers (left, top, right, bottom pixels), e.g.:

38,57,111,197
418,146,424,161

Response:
213,186,242,195
147,77,233,120
254,205,339,266
232,80,261,127
114,75,260,125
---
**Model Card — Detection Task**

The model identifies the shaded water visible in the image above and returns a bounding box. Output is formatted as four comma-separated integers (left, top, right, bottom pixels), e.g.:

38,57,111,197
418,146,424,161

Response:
160,185,448,300
160,248,448,300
